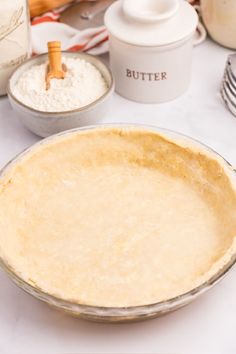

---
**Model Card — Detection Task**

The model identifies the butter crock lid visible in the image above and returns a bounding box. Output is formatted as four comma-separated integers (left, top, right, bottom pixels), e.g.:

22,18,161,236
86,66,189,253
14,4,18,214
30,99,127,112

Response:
104,0,198,47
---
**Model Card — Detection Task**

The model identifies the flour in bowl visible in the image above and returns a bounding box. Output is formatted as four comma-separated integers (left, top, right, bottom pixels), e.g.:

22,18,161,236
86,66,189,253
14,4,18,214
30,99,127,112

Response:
12,57,108,112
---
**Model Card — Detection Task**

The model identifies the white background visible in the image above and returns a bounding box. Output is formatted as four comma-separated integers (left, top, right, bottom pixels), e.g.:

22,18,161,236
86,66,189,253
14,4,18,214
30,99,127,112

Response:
0,39,235,354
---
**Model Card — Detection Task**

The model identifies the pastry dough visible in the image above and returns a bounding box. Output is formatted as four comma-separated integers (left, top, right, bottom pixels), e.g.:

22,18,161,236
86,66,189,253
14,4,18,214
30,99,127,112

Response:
0,127,236,307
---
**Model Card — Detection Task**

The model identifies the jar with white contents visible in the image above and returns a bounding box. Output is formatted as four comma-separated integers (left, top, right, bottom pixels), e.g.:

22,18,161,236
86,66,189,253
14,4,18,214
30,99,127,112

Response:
0,0,31,96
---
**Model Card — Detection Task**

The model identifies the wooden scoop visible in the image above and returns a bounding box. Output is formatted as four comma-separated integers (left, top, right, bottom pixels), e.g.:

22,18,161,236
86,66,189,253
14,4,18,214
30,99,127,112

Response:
46,41,67,90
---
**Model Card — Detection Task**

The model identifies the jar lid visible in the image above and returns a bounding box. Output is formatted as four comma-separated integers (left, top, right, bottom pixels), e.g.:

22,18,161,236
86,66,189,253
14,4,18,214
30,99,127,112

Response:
104,0,198,47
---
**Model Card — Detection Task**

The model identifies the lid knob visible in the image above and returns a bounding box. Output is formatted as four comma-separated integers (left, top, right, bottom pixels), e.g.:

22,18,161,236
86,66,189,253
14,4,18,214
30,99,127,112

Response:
123,0,180,24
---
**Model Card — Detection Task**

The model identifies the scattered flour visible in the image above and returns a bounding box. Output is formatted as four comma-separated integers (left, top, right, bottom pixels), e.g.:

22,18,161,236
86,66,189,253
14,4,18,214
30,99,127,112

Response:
12,57,108,112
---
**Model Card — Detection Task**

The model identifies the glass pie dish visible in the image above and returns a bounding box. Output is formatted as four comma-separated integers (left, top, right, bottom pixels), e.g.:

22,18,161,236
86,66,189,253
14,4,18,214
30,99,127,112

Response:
0,124,236,323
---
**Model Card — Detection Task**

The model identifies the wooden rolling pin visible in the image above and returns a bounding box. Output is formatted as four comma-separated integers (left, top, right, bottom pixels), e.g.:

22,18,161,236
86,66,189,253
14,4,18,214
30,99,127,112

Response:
29,0,74,18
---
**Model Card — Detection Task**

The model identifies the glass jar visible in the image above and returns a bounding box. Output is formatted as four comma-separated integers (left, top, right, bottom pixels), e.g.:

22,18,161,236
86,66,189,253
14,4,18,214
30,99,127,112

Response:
201,0,236,49
0,0,31,96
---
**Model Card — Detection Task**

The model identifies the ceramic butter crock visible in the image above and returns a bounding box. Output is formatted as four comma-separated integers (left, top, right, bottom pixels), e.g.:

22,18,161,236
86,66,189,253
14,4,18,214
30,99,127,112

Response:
104,0,198,103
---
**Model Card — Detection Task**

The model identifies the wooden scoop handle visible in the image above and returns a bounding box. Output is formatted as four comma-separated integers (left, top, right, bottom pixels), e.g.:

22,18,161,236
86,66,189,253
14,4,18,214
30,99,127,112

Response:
46,41,66,90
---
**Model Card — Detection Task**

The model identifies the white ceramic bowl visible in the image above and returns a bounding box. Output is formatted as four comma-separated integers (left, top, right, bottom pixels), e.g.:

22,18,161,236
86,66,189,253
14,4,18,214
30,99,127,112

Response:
7,52,114,137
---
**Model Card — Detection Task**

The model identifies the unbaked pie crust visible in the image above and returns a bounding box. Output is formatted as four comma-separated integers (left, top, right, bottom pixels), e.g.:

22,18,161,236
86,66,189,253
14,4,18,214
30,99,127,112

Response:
0,127,236,307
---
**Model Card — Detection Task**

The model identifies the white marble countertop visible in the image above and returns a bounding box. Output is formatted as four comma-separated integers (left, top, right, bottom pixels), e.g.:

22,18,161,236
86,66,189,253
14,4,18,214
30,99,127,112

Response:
0,39,236,354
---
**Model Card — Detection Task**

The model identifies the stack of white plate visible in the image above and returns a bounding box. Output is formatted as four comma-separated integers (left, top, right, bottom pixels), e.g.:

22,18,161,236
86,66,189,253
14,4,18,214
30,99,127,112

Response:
221,54,236,116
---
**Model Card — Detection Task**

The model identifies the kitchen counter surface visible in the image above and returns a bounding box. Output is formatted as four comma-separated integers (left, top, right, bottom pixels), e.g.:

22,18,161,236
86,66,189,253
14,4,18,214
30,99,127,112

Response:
0,39,236,354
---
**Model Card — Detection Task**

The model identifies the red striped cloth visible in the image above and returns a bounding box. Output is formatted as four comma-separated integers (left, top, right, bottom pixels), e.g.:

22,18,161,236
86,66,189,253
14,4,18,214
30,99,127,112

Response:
31,1,109,55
